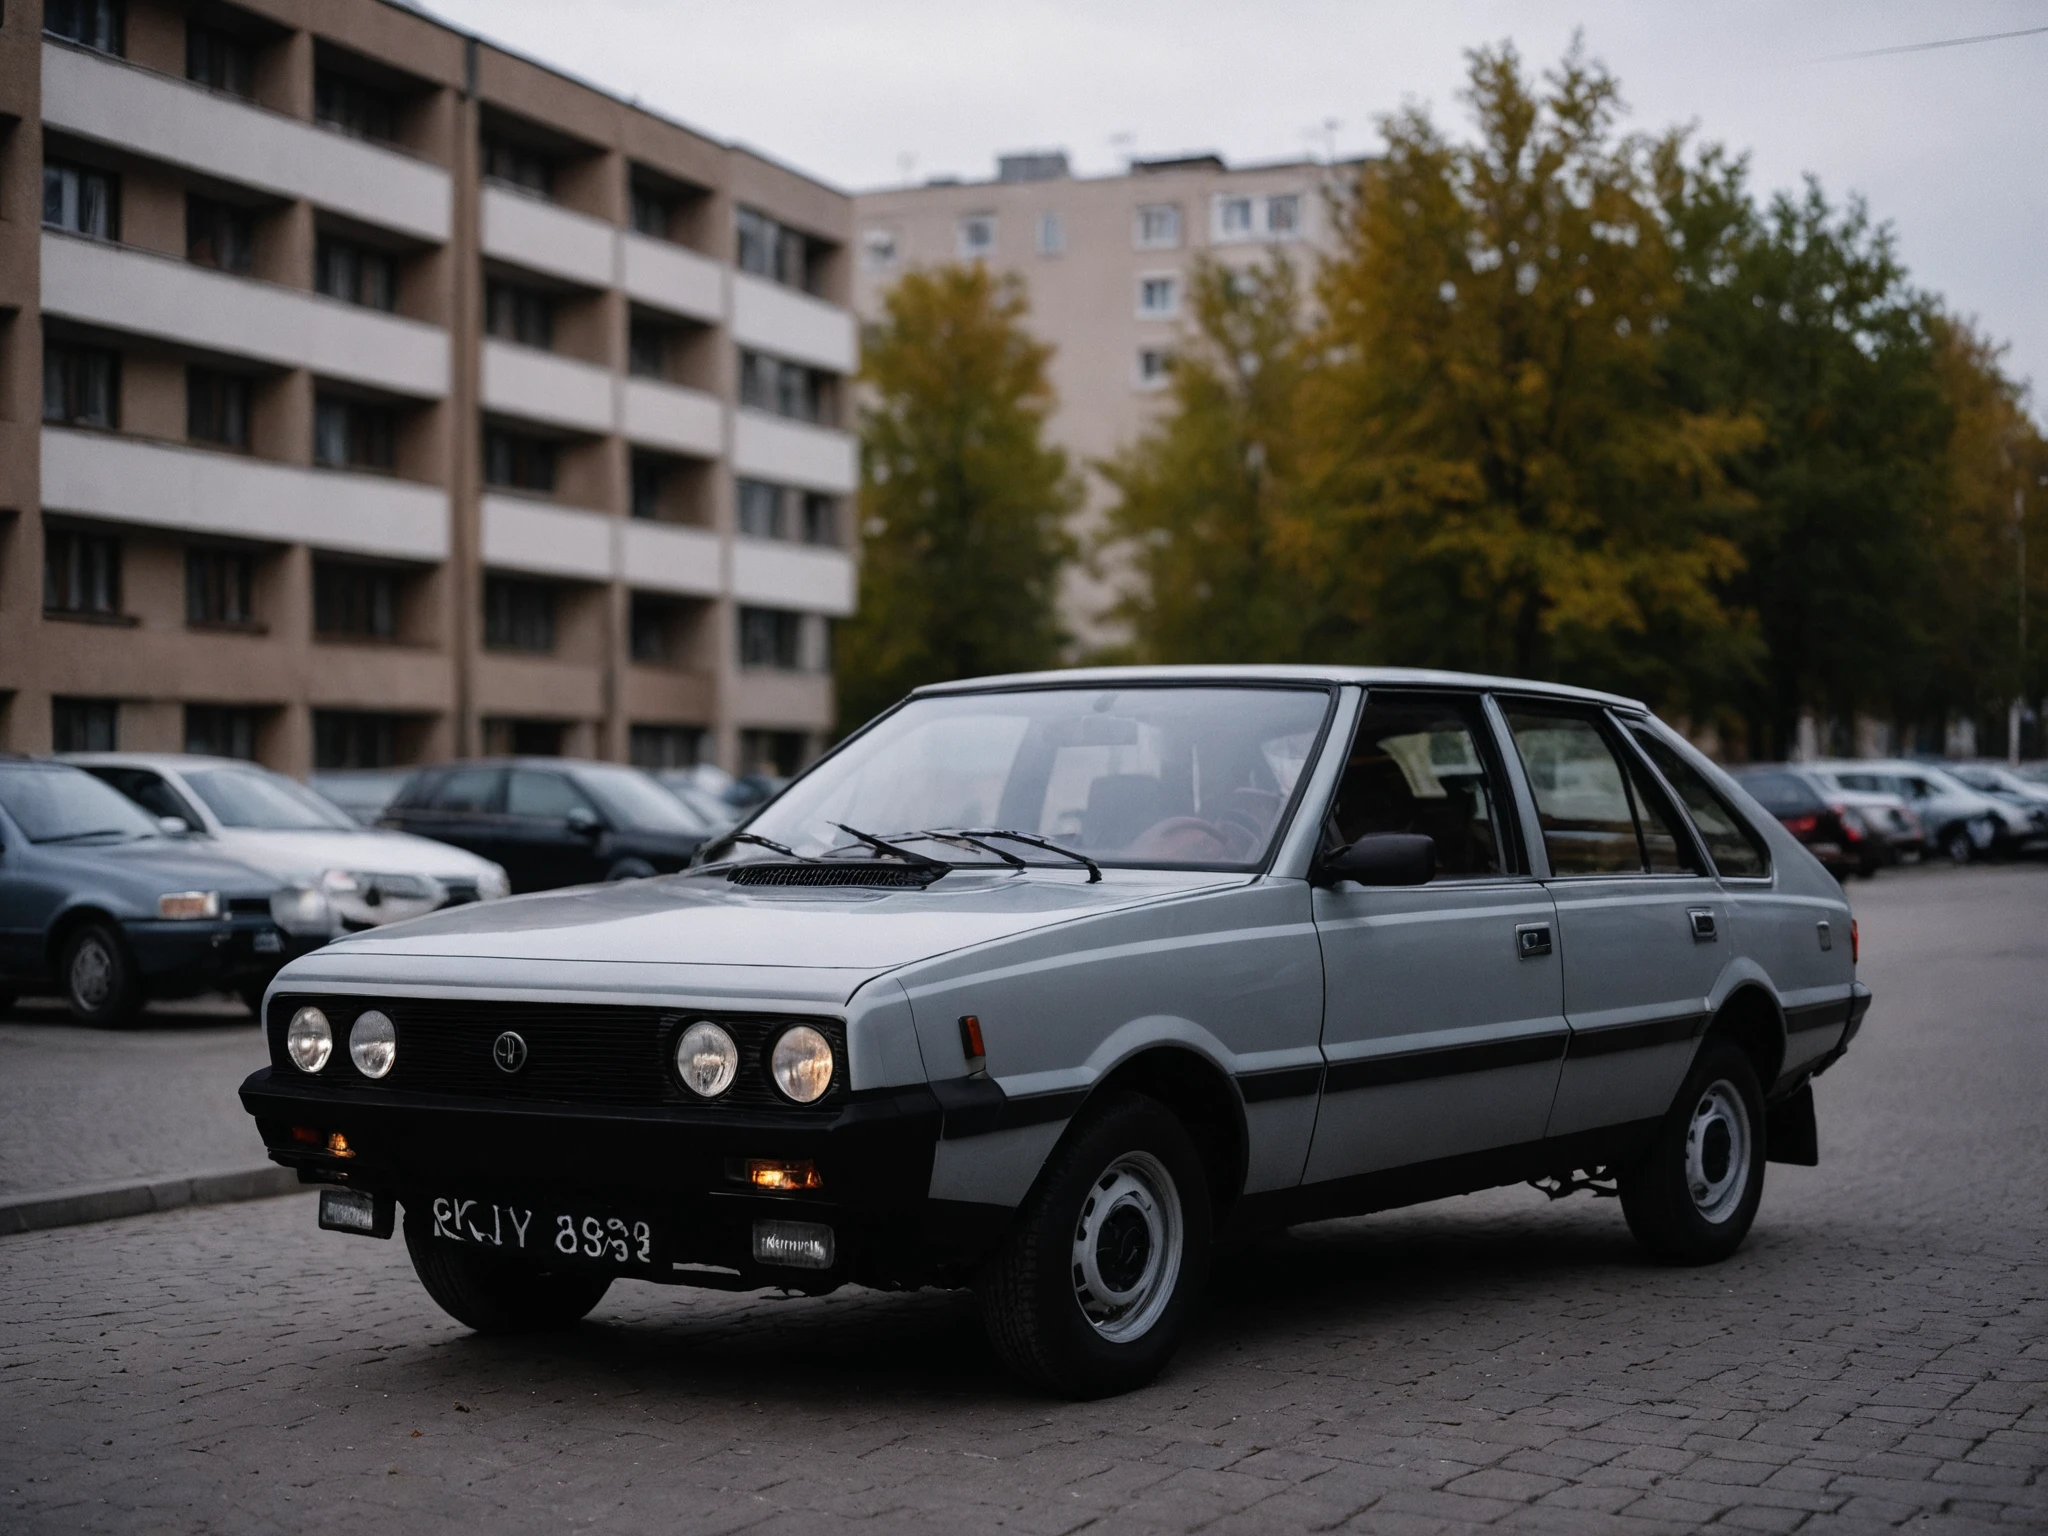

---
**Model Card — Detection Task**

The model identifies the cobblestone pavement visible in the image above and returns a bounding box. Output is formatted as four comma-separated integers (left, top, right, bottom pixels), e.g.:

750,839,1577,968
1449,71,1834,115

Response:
2,865,2044,1534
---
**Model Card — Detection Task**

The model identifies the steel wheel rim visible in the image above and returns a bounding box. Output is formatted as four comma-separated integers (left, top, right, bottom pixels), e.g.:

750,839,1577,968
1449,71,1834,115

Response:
1686,1079,1751,1224
1071,1150,1183,1344
70,937,114,1009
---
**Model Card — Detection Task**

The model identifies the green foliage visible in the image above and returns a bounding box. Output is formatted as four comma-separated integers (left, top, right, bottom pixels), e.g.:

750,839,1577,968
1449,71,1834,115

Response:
836,264,1078,731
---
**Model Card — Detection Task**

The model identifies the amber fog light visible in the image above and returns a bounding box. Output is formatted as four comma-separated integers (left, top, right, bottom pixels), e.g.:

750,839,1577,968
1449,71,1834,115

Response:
748,1159,822,1192
770,1026,834,1103
675,1022,739,1098
287,1007,332,1073
349,1010,397,1079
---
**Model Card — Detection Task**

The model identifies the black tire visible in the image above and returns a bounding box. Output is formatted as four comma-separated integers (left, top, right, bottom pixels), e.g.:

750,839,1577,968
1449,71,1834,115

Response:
1619,1036,1767,1265
403,1209,612,1333
0,992,15,1016
1942,826,1974,864
976,1092,1212,1399
61,922,143,1028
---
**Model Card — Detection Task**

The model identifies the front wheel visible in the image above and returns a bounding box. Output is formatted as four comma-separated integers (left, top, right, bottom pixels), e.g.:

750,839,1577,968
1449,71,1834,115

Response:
62,922,143,1027
403,1211,611,1333
1942,826,1974,864
976,1092,1211,1399
1619,1037,1766,1265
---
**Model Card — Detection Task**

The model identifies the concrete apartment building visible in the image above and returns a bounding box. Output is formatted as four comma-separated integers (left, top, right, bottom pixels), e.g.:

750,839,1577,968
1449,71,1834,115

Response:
853,151,1348,643
1,0,857,778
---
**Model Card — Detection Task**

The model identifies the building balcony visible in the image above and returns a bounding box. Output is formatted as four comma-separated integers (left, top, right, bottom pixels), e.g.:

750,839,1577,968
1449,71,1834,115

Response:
479,495,614,582
732,272,856,374
623,233,724,324
732,412,857,495
622,519,722,598
42,428,449,562
480,340,613,436
622,376,723,459
42,41,449,243
480,185,615,289
44,232,449,399
731,670,835,731
732,540,856,616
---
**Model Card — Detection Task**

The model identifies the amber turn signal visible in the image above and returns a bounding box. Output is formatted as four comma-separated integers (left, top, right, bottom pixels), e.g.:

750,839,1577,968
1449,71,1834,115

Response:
958,1014,987,1074
747,1159,821,1192
292,1126,353,1158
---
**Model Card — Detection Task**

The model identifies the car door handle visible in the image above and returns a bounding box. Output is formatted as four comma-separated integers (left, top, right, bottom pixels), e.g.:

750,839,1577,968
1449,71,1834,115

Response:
1515,921,1553,960
1689,908,1718,942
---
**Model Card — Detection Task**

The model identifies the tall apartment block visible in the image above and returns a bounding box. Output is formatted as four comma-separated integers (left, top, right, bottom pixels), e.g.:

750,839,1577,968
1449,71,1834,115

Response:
0,0,857,778
852,151,1348,644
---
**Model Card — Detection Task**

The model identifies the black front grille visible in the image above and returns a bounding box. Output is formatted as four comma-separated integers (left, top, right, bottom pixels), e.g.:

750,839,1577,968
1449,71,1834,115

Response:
729,862,937,888
229,897,273,916
440,882,480,905
268,994,846,1111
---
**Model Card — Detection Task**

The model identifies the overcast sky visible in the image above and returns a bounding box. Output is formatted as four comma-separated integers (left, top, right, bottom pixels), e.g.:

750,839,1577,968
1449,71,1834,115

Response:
423,0,2048,407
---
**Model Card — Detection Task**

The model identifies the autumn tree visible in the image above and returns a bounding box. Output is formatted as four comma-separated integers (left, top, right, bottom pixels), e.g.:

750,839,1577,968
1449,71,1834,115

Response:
835,264,1078,730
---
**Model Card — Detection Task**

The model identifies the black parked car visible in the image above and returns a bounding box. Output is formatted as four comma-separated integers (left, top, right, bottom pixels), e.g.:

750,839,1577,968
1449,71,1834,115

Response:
0,759,316,1024
380,760,709,894
1731,767,1878,879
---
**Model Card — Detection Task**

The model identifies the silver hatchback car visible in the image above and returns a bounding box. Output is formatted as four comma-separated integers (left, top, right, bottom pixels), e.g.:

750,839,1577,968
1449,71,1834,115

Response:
242,668,1868,1397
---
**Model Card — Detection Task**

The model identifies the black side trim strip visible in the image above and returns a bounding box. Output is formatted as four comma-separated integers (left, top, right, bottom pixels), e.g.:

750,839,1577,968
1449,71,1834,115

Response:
1785,999,1849,1034
1323,1031,1566,1094
1237,1064,1324,1103
931,1077,1087,1140
1001,1088,1089,1129
1564,1012,1706,1060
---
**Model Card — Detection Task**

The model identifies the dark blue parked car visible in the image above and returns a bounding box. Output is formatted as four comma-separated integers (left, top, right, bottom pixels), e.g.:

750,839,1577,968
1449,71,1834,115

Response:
0,759,318,1025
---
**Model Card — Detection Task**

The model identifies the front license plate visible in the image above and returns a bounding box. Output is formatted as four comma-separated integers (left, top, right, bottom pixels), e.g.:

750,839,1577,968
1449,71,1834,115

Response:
424,1194,662,1271
253,929,283,953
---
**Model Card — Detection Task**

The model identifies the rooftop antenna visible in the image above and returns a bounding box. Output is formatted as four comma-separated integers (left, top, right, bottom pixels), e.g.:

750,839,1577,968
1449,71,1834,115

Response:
1109,131,1136,170
1302,117,1341,163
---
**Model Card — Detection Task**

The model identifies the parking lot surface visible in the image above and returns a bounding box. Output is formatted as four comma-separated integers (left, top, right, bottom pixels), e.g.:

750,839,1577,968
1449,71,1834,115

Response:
2,863,2044,1534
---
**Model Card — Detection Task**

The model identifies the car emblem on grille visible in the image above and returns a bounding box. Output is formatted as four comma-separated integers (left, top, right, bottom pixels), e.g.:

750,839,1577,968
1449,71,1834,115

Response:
492,1031,528,1074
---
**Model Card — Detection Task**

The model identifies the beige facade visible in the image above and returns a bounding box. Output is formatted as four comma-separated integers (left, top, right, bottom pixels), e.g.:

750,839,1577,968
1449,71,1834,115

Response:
853,152,1350,645
1,0,857,778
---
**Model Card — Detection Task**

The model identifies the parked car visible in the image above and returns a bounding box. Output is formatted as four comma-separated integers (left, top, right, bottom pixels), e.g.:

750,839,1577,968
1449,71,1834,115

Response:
243,667,1865,1398
309,769,415,827
379,759,708,893
650,768,742,837
1809,760,2019,862
0,759,318,1023
1946,763,2048,852
1730,767,1881,877
68,755,510,936
1827,789,1924,864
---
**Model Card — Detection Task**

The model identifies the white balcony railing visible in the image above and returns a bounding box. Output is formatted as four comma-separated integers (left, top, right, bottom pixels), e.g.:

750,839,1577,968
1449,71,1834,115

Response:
621,377,724,459
731,272,857,374
480,185,615,289
731,539,856,616
479,496,614,582
622,520,723,599
42,41,449,243
732,412,858,495
622,233,724,324
480,341,614,436
41,429,449,562
44,232,449,399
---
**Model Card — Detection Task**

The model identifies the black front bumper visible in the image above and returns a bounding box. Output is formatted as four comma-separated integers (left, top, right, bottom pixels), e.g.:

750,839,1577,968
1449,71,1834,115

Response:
240,1070,987,1291
124,917,321,996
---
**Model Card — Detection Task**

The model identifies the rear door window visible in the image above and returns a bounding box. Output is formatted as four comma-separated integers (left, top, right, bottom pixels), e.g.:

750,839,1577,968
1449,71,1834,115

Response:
506,770,599,822
1503,706,1696,876
429,768,504,813
1629,729,1771,878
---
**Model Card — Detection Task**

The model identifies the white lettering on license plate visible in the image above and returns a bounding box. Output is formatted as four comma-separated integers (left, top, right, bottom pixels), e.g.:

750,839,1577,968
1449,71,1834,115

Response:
254,931,282,953
430,1196,651,1265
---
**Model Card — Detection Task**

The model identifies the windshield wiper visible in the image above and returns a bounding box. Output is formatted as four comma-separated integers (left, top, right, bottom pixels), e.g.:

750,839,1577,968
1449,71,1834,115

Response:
917,830,1028,870
830,823,951,870
726,831,807,860
946,828,1102,883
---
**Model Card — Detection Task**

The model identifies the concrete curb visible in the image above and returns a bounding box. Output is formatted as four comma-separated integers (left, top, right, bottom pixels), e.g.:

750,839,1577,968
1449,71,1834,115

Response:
0,1166,304,1236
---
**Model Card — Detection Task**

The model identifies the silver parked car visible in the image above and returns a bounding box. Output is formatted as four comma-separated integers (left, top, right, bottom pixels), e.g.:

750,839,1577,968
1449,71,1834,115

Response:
240,669,1867,1398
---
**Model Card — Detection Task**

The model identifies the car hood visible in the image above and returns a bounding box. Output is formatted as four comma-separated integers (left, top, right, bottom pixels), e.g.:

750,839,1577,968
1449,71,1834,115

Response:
201,828,500,883
285,866,1246,979
59,838,281,898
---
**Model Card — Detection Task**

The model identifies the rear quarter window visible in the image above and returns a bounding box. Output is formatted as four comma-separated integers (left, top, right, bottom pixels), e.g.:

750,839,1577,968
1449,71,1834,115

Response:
1632,730,1772,879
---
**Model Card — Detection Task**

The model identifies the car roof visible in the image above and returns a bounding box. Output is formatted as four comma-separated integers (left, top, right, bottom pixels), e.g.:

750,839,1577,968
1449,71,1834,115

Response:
60,753,269,773
407,758,634,773
909,664,1649,711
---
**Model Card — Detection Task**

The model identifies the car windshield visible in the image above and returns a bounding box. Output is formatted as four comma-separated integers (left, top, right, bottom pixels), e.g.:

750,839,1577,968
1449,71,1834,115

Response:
578,766,713,833
0,765,163,843
735,685,1332,871
183,767,358,831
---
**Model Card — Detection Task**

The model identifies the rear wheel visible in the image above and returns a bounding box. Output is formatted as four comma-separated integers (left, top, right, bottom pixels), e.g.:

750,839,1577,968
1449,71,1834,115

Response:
1619,1037,1766,1264
62,923,143,1028
1942,825,1974,864
403,1210,611,1333
976,1092,1211,1399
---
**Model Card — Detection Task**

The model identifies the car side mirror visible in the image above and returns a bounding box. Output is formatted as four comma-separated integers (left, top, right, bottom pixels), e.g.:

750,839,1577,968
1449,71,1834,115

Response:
1324,833,1436,887
157,816,191,836
566,806,601,836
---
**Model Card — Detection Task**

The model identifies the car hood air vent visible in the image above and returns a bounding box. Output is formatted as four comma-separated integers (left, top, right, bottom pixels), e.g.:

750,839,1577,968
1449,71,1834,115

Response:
727,862,942,889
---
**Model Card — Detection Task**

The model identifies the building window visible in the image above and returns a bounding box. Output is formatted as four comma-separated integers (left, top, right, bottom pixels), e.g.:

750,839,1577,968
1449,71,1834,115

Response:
186,547,255,627
739,606,827,672
482,135,552,197
316,237,397,311
629,593,673,664
740,728,807,778
1036,212,1065,257
738,351,828,424
187,195,254,273
187,368,249,449
44,529,122,617
314,395,396,471
1135,347,1173,390
485,281,554,349
185,705,261,760
186,25,253,98
44,0,124,55
861,228,898,271
1213,195,1255,241
1135,203,1181,250
1266,193,1302,238
52,698,119,753
483,577,557,653
629,453,670,520
956,213,996,259
482,718,564,757
627,320,669,379
314,560,398,639
736,478,784,540
43,342,119,429
736,206,822,292
630,187,671,239
1138,275,1179,318
801,493,838,547
42,161,118,240
314,711,400,770
483,428,557,493
630,724,703,770
316,72,397,143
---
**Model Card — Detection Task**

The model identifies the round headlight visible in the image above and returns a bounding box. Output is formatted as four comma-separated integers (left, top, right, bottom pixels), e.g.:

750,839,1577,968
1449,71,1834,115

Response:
286,1006,331,1073
675,1022,738,1098
349,1009,397,1079
770,1025,835,1104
